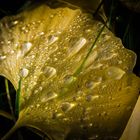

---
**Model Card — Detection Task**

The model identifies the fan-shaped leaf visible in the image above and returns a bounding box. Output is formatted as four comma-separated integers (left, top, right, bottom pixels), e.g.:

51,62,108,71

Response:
0,1,140,139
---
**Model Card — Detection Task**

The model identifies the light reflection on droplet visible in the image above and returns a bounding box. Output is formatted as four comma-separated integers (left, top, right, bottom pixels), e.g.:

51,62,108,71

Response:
106,66,125,80
12,20,19,25
63,75,77,85
47,35,58,45
52,112,62,119
20,68,29,78
68,37,87,57
43,66,56,79
36,104,40,108
61,102,75,112
0,55,6,60
41,92,58,102
84,51,98,68
85,81,101,89
86,94,99,102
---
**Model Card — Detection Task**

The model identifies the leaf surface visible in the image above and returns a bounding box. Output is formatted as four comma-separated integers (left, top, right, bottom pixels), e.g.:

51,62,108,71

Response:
0,1,140,139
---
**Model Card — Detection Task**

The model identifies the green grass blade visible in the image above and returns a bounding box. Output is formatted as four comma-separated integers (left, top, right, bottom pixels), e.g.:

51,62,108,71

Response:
5,78,15,120
74,23,106,76
5,78,16,121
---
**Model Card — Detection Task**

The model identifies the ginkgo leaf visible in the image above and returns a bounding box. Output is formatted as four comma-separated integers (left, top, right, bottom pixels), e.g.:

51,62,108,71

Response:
0,1,140,140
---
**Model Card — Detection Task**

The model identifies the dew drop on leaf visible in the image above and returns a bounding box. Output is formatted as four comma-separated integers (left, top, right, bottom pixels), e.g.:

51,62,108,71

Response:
20,68,29,78
22,42,32,55
47,35,58,45
68,37,87,57
42,66,57,79
105,66,125,80
86,94,99,102
41,92,58,102
0,55,6,60
63,75,77,85
61,102,75,112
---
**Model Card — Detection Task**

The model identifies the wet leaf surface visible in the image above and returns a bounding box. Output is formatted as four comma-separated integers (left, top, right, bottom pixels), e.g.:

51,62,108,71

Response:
0,1,140,139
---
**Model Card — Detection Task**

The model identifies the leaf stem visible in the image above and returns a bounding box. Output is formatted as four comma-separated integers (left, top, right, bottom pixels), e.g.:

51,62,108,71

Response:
1,122,19,140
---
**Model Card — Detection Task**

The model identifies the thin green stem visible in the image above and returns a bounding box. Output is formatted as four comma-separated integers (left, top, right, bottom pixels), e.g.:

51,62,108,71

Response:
73,23,106,76
5,79,16,121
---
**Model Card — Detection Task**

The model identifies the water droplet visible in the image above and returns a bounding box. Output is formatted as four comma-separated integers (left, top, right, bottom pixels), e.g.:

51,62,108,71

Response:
7,41,11,44
47,35,58,45
45,106,48,110
103,34,111,41
30,105,34,108
52,112,62,119
54,57,58,61
94,77,102,82
36,104,40,108
12,20,19,26
86,94,93,102
105,67,125,80
85,81,94,88
85,29,92,33
86,94,99,102
19,42,32,57
10,50,14,54
61,102,75,112
85,81,100,89
118,60,122,64
0,55,6,60
104,53,117,60
63,75,77,85
50,14,54,18
39,86,43,91
20,68,29,78
21,26,28,33
68,37,87,57
63,118,69,121
31,55,35,59
41,92,58,102
39,32,45,36
84,51,98,68
43,66,56,79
